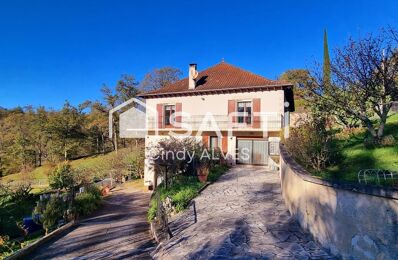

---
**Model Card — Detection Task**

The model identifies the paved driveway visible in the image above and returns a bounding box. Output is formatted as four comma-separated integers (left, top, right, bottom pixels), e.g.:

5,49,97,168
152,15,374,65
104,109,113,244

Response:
153,166,334,259
31,184,155,260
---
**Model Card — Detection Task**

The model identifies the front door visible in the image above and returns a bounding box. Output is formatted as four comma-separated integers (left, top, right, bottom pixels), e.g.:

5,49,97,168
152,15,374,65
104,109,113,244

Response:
237,139,269,165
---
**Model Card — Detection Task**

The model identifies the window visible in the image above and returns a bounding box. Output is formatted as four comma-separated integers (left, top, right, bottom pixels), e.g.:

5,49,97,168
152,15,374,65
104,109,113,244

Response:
164,105,175,126
237,101,252,124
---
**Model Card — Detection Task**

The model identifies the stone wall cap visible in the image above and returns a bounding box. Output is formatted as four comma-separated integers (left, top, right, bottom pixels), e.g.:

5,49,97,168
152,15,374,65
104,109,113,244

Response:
280,145,398,200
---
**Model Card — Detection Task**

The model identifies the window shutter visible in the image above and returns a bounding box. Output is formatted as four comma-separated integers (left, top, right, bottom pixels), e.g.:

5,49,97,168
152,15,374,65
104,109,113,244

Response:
253,98,261,128
175,103,182,128
156,104,163,129
228,100,236,123
202,135,209,147
221,136,228,154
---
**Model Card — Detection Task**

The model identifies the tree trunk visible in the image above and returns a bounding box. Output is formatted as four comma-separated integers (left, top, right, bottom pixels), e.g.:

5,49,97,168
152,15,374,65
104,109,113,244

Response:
377,114,388,139
363,119,378,139
114,131,118,153
101,134,105,154
38,151,42,167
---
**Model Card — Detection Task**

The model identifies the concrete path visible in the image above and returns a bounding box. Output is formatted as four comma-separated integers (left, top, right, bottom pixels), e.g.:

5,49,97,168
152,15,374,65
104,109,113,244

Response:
31,183,155,260
153,166,334,259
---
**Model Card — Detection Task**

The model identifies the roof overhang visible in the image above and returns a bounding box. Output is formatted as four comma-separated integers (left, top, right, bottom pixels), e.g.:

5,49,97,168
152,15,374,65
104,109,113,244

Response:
138,84,294,99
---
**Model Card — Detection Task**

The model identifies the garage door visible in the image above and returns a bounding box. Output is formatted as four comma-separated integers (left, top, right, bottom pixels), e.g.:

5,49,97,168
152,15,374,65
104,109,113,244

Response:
237,139,269,165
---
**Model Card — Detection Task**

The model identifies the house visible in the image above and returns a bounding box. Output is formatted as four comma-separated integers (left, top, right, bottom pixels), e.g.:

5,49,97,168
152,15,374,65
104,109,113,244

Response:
138,61,294,189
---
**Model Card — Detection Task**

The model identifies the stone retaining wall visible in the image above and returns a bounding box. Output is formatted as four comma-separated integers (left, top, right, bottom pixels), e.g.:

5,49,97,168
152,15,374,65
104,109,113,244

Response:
280,146,398,259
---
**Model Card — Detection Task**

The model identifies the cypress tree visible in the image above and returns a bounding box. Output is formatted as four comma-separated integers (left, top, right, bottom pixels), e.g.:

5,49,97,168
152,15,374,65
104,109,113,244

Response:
323,29,331,86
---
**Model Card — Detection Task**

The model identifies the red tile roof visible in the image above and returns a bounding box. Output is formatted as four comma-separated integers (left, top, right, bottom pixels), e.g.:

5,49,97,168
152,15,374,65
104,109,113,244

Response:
138,62,292,98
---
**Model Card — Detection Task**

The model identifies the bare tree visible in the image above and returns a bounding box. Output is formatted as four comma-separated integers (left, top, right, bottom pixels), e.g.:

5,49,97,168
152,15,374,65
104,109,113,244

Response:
307,28,398,141
141,67,182,91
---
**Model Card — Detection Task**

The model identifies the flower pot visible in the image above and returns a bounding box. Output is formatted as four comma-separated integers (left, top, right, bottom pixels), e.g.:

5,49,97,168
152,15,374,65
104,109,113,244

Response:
197,165,210,183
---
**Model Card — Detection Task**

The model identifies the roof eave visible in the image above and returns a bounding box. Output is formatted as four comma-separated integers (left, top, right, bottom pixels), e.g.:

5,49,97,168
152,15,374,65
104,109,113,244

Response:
137,84,293,99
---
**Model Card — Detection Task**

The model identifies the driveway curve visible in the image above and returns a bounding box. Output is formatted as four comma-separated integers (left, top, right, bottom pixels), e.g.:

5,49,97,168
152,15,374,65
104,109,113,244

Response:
31,184,155,260
153,166,334,259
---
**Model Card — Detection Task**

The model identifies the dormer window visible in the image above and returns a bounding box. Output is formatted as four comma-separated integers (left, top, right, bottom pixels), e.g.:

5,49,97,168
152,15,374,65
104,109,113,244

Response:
164,105,175,126
237,101,252,124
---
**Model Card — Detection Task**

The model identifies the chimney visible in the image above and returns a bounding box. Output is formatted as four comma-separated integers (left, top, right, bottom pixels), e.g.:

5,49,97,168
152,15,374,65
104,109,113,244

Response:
188,63,197,90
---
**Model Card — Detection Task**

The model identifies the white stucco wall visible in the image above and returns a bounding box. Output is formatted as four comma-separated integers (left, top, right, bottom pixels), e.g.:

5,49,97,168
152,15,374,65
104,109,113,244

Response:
145,90,285,117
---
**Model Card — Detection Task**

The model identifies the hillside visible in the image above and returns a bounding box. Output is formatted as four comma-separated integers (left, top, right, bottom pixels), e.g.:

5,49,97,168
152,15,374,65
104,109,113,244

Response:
320,113,398,184
0,147,143,192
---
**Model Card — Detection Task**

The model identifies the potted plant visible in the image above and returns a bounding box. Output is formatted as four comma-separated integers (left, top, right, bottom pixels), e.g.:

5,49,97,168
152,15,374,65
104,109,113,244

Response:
196,144,211,183
197,164,210,183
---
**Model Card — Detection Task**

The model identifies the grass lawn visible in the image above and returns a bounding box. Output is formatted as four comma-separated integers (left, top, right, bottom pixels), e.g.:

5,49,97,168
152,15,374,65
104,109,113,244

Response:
148,164,229,221
318,113,398,185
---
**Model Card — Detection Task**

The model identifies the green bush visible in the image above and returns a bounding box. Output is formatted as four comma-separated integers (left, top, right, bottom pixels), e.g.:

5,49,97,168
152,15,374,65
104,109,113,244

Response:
72,185,102,217
147,199,157,221
171,188,198,212
147,165,229,221
284,118,339,172
73,193,100,216
41,196,65,232
207,165,229,182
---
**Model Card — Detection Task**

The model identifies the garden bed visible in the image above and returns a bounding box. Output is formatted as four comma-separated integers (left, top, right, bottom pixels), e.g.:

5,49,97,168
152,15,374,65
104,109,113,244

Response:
147,164,229,222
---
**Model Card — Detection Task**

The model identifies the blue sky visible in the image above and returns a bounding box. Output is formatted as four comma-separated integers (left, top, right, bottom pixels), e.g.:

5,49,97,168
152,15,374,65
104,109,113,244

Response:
0,0,397,109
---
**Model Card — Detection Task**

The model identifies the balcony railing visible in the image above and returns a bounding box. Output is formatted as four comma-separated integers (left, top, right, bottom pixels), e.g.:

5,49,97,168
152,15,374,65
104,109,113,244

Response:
147,114,283,131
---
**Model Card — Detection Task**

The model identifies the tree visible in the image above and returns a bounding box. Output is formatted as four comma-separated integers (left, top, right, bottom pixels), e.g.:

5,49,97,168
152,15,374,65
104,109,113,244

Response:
31,107,49,166
141,67,182,91
86,102,110,154
279,69,312,99
323,29,331,86
47,101,85,161
306,28,398,141
102,74,140,152
279,69,313,112
116,74,140,102
49,162,76,191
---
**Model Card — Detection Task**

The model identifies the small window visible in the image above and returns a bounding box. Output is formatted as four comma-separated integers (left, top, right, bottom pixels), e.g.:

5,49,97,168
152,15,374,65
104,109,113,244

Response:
164,105,175,126
237,101,252,124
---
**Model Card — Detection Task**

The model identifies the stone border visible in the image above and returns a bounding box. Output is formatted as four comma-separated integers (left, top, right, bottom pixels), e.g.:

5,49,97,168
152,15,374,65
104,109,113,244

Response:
280,145,398,200
6,221,78,260
280,145,398,258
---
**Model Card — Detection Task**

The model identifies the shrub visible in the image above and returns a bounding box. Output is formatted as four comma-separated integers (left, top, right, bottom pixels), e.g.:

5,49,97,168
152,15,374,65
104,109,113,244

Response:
49,162,76,190
72,185,102,217
147,199,158,221
73,193,100,217
171,188,198,212
147,164,229,221
285,117,339,172
381,135,396,147
0,183,32,206
41,196,65,232
0,235,15,258
207,165,229,182
364,136,378,149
